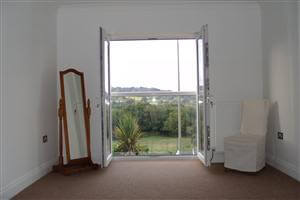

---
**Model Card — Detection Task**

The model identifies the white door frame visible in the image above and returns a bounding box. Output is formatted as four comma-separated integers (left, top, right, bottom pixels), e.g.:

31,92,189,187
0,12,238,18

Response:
102,32,210,162
196,24,211,167
100,27,113,167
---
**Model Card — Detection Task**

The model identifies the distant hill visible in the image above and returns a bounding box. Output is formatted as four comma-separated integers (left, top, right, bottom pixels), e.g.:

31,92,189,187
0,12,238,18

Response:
111,87,197,104
112,86,201,92
112,87,171,92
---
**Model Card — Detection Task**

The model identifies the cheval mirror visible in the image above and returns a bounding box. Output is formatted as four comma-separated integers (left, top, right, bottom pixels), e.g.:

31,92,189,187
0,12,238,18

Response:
53,68,98,175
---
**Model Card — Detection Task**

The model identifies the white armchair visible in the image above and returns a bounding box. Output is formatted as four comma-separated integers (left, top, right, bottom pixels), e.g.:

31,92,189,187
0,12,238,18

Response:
224,100,270,172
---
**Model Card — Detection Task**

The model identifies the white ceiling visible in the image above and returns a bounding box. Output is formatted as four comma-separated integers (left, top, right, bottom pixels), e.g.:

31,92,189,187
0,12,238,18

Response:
2,0,295,7
2,0,264,5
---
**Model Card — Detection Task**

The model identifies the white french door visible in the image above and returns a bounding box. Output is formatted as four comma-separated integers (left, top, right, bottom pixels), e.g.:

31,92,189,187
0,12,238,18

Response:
99,26,210,165
196,24,211,166
100,27,113,167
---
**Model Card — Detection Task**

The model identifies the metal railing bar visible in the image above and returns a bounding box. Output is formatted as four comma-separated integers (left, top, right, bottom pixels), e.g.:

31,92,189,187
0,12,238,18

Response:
111,91,199,97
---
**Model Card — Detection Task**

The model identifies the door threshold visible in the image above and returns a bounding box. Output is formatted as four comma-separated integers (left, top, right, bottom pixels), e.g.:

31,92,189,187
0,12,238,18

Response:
113,155,197,161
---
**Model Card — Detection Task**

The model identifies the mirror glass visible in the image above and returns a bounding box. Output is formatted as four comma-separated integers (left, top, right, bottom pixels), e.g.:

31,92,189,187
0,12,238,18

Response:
64,72,88,160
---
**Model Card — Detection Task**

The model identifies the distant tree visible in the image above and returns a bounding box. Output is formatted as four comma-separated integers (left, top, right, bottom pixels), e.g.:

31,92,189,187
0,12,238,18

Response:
163,110,178,136
112,95,200,139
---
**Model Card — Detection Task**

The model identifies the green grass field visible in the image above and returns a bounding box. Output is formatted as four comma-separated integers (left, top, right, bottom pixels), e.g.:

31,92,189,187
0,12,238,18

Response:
113,134,196,155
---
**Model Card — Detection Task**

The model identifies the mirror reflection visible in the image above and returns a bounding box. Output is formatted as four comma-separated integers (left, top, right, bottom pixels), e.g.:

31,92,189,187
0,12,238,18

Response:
64,72,88,160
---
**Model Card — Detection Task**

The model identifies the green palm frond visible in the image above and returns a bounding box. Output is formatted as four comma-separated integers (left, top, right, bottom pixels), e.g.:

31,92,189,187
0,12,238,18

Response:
114,113,144,154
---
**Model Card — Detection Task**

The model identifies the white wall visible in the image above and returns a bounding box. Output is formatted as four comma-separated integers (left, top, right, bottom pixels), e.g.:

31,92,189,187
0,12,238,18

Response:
260,2,300,180
1,2,299,200
57,2,263,164
298,1,300,182
1,3,58,199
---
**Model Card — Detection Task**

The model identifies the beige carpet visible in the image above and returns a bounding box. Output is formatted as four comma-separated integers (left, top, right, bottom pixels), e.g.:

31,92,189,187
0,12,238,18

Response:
14,160,300,200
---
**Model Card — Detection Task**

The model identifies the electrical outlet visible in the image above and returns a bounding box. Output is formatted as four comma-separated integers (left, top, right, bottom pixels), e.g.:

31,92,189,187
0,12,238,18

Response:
43,135,48,143
278,132,284,140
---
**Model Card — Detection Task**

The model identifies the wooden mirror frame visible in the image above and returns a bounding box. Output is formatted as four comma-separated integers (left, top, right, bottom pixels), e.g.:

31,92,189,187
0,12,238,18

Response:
53,68,98,175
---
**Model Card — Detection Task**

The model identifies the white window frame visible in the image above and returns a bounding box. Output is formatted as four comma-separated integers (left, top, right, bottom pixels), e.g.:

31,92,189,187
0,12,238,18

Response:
110,38,201,156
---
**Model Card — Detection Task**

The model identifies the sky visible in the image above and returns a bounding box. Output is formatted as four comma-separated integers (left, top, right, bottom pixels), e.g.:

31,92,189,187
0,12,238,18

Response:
110,39,203,92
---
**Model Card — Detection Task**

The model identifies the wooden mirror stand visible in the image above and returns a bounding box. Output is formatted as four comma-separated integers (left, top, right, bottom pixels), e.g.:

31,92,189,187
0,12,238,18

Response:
53,69,99,175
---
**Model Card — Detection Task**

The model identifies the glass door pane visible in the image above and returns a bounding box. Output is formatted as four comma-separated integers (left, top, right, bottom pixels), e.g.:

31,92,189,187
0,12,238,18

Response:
196,24,210,166
180,95,197,155
111,40,178,92
105,40,112,156
178,40,197,92
112,95,178,156
100,27,112,167
197,39,204,154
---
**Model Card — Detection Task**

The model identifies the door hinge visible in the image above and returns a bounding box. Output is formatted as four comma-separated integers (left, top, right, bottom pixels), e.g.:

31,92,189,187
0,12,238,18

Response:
205,43,209,67
206,79,209,90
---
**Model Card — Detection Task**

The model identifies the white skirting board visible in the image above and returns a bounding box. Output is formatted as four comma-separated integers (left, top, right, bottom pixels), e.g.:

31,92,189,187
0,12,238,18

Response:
210,151,225,163
0,158,57,200
209,151,299,182
266,154,299,181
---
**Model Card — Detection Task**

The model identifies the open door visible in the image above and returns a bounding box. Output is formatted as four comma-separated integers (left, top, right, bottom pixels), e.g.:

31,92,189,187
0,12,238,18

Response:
196,24,211,166
100,27,113,167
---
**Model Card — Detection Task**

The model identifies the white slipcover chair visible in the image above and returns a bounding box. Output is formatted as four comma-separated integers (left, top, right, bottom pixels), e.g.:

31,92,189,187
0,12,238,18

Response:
224,100,270,172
